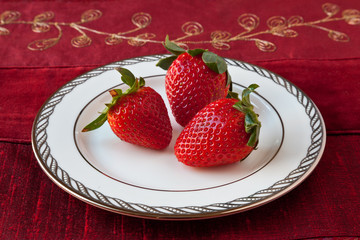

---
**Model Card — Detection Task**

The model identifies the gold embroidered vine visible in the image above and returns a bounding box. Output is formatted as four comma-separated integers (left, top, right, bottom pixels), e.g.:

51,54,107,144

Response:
0,3,359,52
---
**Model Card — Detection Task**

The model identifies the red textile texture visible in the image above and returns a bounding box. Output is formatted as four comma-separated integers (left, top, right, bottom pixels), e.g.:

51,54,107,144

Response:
0,67,92,143
1,135,359,239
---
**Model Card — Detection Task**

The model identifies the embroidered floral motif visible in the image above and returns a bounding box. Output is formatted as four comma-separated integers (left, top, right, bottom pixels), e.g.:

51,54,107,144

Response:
0,3,359,52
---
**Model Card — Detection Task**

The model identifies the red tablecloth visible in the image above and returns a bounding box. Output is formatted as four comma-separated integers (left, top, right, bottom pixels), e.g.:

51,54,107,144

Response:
1,0,360,239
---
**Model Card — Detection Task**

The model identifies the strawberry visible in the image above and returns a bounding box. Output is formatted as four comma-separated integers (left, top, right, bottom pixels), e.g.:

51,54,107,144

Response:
157,36,231,127
174,84,261,167
82,68,172,150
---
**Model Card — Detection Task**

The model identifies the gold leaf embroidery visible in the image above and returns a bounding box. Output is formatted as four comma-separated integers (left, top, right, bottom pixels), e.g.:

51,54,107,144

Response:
211,42,231,50
81,9,102,23
32,22,51,33
28,23,62,51
288,16,304,26
322,3,340,17
328,30,349,42
132,12,151,29
105,34,123,45
342,9,360,25
237,13,259,31
128,33,155,46
28,38,60,51
0,26,10,35
272,28,298,38
211,31,231,50
32,12,54,33
34,11,54,22
267,16,287,29
71,35,92,48
0,3,359,52
267,16,291,37
255,39,276,52
173,22,203,42
177,42,189,50
182,22,204,36
211,31,231,40
283,29,298,38
0,11,21,24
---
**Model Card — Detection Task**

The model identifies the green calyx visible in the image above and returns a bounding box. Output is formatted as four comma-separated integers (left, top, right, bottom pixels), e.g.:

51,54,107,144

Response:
82,67,145,132
156,35,231,87
231,84,261,147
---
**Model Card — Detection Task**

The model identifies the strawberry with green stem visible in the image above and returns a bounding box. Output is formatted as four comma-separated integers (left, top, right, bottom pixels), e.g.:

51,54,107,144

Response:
82,68,172,150
174,84,261,167
157,36,231,127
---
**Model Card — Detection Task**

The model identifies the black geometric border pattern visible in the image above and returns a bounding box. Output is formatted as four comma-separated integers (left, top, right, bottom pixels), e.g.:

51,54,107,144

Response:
32,55,325,219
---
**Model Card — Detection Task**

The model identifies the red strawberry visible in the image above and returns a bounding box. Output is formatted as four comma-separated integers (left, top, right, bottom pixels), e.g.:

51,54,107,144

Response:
157,36,231,127
174,84,261,167
82,68,172,150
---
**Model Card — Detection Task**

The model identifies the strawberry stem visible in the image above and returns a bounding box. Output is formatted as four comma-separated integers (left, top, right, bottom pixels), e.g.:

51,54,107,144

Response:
109,89,118,97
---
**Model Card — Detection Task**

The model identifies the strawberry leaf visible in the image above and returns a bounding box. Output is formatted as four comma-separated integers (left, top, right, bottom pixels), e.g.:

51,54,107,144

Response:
202,51,227,74
82,68,145,132
82,110,109,132
164,35,186,56
247,122,260,148
241,84,259,108
244,110,259,132
232,84,261,147
156,55,177,70
116,67,136,87
139,77,145,87
226,91,239,99
187,48,206,57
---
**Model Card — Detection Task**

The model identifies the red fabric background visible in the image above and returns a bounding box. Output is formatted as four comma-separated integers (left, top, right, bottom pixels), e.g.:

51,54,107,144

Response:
0,0,360,239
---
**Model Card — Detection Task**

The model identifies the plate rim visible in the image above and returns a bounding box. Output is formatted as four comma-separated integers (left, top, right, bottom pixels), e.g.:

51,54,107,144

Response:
31,54,326,220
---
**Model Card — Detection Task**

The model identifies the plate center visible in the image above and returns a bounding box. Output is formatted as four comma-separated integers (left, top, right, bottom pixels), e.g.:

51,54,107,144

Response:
74,76,283,192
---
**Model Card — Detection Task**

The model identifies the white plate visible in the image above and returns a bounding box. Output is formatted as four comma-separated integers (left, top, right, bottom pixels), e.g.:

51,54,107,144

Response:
32,55,326,220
